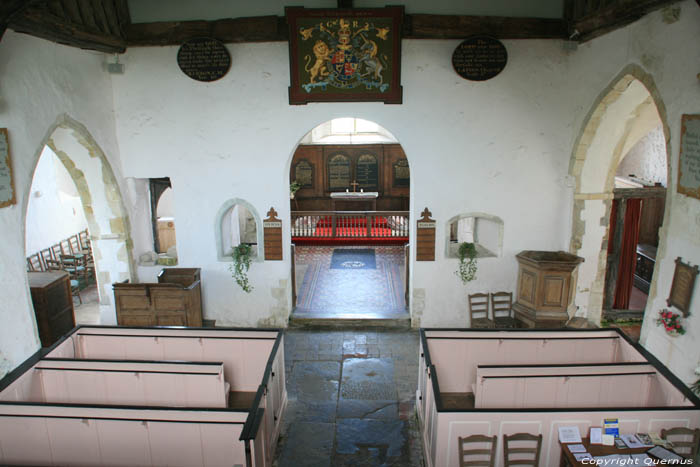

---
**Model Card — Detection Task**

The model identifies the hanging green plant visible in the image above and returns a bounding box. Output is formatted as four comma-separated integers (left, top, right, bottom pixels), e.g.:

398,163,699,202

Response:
455,242,478,284
230,243,253,293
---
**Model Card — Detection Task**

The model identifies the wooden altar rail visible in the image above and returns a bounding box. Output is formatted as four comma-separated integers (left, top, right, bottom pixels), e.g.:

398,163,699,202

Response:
291,211,409,239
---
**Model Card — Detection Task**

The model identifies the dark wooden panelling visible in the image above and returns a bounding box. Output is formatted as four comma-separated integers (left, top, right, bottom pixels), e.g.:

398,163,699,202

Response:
290,144,410,212
638,195,665,246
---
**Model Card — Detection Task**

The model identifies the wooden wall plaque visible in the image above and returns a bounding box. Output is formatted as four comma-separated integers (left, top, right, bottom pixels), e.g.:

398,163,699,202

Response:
356,153,379,190
452,36,507,81
294,159,314,188
177,37,231,82
263,207,283,261
0,129,16,209
416,207,436,261
678,114,700,200
667,257,698,316
393,158,410,187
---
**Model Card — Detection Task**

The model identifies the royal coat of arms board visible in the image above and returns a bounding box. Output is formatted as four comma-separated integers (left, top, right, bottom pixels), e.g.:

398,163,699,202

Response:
286,6,403,105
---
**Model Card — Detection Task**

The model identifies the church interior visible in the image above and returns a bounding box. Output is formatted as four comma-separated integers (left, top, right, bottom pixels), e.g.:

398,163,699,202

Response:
0,0,699,465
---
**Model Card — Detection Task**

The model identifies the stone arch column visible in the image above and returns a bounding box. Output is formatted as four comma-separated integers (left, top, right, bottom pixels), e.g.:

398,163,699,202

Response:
567,64,671,324
24,114,135,324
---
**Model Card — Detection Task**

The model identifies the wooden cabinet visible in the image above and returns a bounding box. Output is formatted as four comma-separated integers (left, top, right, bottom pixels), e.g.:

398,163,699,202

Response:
28,271,75,347
113,268,203,327
512,251,584,328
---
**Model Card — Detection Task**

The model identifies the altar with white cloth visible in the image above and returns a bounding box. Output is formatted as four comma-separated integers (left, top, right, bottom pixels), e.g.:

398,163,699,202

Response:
330,191,379,211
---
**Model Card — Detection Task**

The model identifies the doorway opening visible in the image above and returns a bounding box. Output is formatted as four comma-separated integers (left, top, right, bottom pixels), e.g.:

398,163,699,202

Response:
24,116,134,341
288,118,410,325
569,67,670,340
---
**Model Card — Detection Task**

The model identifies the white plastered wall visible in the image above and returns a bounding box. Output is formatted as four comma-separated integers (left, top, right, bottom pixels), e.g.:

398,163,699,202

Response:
566,2,700,384
25,146,88,254
0,31,134,377
0,2,698,384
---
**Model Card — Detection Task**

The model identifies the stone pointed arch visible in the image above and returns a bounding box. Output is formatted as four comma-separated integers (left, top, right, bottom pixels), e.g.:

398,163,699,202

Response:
24,114,135,324
568,64,671,324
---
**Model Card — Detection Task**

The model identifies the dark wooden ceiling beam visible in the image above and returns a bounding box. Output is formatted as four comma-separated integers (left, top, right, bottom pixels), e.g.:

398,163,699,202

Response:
101,0,121,37
77,0,98,30
61,0,84,24
573,0,680,42
90,0,112,35
404,14,567,39
10,7,126,52
124,16,288,46
0,0,48,40
125,13,566,46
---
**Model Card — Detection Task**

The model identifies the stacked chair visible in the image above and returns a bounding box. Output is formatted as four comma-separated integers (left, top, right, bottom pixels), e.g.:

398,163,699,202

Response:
25,229,95,299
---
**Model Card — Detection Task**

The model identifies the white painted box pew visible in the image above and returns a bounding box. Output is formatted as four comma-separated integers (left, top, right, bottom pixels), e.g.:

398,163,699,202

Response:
0,403,248,466
35,358,229,408
473,363,657,409
0,325,287,467
417,329,700,467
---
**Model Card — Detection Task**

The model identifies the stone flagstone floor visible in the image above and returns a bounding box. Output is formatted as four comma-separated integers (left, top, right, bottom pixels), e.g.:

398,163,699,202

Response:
274,329,423,466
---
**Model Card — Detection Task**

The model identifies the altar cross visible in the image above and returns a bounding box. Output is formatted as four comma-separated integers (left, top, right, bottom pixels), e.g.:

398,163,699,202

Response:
350,180,360,192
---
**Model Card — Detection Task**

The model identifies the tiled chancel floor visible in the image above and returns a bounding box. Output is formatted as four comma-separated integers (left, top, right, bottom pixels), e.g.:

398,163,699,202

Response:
294,246,407,318
274,329,423,466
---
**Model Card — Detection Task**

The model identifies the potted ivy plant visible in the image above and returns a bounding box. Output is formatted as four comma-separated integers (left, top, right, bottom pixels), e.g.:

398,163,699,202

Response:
230,243,253,293
455,242,478,284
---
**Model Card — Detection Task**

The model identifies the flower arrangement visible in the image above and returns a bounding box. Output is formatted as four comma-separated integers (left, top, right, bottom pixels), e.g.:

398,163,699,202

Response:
655,309,685,336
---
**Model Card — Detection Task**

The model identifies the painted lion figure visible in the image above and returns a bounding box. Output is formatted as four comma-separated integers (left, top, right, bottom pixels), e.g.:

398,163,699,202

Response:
304,40,331,84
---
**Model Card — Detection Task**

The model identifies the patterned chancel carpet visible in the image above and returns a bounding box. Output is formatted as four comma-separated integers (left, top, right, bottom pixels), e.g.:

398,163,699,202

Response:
295,246,406,316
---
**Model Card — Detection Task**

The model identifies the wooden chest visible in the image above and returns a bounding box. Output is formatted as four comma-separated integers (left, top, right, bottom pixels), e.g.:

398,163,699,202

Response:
113,268,203,327
28,271,75,347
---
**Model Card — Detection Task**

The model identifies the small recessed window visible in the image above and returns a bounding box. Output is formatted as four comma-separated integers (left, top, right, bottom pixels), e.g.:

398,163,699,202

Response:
215,199,263,261
446,213,504,258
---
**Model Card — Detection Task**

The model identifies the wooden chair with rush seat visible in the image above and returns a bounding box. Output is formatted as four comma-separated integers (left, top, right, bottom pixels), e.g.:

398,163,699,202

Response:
469,293,494,328
503,433,542,467
491,291,517,328
458,434,497,467
660,427,700,462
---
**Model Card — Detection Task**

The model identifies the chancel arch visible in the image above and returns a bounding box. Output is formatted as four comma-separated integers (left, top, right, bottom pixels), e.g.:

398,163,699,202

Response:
287,118,413,324
568,65,671,327
24,114,135,325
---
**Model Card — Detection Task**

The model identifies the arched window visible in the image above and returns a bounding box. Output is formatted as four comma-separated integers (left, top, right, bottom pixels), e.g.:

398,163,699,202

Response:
445,213,504,258
215,199,263,261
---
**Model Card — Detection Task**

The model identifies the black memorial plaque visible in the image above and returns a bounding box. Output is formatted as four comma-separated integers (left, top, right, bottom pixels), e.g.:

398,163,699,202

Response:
328,154,351,191
177,38,231,82
356,154,379,190
452,36,507,82
393,158,410,187
295,160,314,188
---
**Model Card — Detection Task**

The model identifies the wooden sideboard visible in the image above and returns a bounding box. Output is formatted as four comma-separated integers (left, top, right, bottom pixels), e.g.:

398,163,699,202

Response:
113,268,203,327
28,271,76,347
